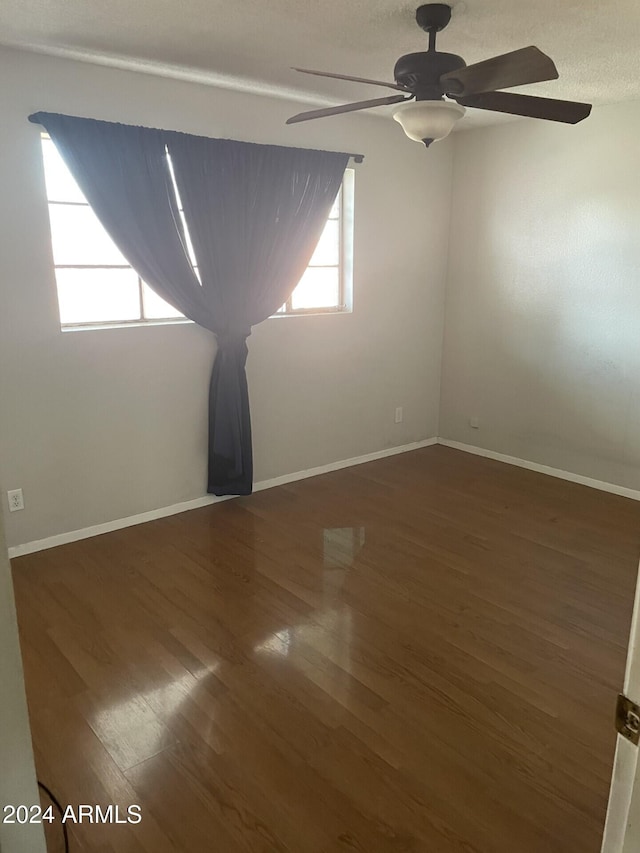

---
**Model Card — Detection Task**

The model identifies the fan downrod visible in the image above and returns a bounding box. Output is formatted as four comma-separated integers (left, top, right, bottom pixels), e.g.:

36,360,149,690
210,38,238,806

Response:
415,4,452,33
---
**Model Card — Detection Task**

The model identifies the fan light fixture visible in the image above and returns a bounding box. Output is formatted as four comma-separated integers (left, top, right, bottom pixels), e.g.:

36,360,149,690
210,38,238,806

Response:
393,99,465,146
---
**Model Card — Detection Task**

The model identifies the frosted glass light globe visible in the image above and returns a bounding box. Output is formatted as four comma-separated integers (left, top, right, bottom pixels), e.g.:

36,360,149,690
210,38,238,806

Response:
393,100,465,146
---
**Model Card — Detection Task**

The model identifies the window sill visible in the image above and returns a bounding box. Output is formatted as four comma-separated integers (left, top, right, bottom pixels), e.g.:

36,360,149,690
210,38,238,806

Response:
269,307,352,319
60,306,354,332
60,318,194,333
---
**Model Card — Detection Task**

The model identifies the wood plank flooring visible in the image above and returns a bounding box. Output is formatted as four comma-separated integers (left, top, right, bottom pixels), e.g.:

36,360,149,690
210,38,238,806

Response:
12,446,640,853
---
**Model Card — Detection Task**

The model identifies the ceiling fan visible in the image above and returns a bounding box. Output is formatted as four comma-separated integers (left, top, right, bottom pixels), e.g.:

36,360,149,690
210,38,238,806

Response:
286,3,592,146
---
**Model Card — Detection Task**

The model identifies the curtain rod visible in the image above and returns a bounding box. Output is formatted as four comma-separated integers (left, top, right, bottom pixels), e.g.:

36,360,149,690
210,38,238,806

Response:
28,113,365,163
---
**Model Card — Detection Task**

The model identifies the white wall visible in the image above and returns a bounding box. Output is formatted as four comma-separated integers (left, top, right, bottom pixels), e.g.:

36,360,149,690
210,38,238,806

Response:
440,100,640,490
0,46,452,550
0,512,46,853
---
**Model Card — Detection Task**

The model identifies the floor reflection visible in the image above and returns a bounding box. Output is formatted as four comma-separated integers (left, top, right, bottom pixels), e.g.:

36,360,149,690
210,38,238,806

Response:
254,527,363,707
256,627,293,657
323,526,365,571
89,664,221,769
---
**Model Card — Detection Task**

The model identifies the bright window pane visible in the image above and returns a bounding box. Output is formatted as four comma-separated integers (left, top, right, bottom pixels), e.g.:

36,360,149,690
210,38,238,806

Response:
42,138,87,204
142,283,184,319
48,204,129,266
309,219,339,267
291,267,339,310
329,190,341,219
176,210,198,267
56,268,141,324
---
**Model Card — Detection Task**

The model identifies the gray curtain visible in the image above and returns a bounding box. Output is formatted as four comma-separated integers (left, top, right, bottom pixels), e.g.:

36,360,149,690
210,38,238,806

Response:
30,112,349,495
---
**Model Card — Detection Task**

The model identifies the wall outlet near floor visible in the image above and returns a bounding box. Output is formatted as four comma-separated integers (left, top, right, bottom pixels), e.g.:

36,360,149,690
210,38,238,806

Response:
469,416,480,429
395,407,403,424
7,488,24,512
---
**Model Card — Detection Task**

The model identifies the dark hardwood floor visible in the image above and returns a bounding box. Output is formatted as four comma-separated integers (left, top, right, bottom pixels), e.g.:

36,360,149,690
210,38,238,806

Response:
12,446,640,853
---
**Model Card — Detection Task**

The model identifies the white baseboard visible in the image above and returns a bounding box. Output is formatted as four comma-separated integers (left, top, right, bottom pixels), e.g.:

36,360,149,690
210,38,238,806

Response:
8,438,437,559
12,435,636,559
437,438,640,502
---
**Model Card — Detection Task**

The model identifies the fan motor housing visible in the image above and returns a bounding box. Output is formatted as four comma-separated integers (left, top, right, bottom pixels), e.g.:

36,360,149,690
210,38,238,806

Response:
394,51,466,99
416,3,452,33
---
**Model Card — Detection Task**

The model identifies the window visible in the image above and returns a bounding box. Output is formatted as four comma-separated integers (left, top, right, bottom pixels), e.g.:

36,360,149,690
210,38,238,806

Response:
41,136,354,329
274,173,354,316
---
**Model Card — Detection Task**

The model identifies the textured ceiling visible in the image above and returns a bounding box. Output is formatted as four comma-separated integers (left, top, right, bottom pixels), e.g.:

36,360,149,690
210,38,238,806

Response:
2,0,640,128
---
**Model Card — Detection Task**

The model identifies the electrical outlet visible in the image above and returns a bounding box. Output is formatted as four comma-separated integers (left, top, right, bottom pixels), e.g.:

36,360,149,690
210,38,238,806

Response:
395,407,403,424
469,416,480,429
7,488,24,512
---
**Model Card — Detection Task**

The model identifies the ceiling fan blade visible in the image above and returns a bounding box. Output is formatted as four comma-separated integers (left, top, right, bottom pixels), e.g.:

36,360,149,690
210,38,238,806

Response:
456,91,592,124
293,67,408,92
286,94,410,125
441,46,558,97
